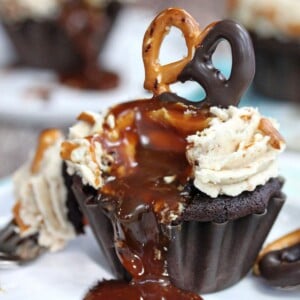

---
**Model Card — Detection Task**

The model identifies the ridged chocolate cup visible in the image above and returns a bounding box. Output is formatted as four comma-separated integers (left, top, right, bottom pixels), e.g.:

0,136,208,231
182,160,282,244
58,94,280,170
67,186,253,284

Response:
1,1,121,72
250,31,300,102
167,195,285,293
71,175,285,293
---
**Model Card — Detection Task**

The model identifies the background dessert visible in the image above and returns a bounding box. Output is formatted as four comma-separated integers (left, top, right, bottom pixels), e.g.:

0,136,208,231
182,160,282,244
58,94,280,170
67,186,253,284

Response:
62,8,287,295
11,129,84,252
228,0,300,102
0,0,122,89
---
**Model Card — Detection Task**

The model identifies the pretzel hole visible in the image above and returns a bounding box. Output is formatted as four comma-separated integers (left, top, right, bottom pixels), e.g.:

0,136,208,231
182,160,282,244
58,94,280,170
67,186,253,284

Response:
212,40,232,80
171,81,206,102
160,27,187,65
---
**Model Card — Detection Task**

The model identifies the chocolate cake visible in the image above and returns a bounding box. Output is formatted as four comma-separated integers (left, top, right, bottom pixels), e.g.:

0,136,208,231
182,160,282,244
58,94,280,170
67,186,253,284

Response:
62,8,286,298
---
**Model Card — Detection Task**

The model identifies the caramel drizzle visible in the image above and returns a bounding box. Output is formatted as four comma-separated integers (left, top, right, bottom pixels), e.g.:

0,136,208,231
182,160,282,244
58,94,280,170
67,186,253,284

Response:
31,129,62,174
13,201,29,233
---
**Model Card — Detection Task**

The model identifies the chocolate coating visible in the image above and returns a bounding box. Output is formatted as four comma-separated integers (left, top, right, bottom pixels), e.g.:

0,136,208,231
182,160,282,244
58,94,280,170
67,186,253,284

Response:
259,242,300,287
178,19,255,107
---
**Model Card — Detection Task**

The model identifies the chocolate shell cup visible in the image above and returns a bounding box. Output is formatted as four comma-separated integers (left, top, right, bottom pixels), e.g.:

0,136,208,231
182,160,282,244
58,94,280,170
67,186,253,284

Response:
71,175,285,294
250,31,300,103
2,1,121,72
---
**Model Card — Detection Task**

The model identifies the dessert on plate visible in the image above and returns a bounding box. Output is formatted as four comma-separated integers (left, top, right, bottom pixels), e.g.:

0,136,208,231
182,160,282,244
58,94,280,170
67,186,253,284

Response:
228,0,300,102
62,7,286,298
0,0,122,90
11,129,84,252
254,228,300,287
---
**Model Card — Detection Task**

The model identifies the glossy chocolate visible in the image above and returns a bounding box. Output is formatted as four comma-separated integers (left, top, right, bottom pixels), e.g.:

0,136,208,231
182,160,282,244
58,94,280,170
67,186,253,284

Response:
178,20,255,107
81,98,208,299
259,242,300,287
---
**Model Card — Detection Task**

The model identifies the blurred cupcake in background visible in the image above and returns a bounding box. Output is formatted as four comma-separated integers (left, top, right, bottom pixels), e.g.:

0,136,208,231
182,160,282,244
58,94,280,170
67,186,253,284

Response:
0,0,122,90
229,0,300,102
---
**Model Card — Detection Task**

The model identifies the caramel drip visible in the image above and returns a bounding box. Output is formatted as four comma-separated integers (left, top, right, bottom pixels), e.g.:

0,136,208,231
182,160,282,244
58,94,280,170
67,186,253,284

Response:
13,201,29,232
90,97,209,299
31,129,62,174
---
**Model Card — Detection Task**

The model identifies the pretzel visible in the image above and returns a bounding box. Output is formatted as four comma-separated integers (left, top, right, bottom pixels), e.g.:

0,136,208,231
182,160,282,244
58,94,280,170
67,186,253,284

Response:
143,8,204,95
143,8,255,107
253,228,300,275
31,129,63,174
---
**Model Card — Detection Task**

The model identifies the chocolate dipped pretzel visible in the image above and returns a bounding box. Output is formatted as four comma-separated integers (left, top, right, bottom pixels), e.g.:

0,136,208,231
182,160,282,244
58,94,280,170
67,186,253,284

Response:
143,8,255,107
254,229,300,287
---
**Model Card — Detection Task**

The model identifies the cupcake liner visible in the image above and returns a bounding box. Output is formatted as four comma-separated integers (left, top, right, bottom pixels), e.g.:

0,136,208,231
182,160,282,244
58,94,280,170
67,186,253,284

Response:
167,195,285,293
71,174,285,293
2,1,121,72
250,32,300,102
71,175,131,281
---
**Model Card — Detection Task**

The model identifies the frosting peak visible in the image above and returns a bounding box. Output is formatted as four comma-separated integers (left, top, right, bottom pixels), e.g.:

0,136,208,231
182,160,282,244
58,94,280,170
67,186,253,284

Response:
186,106,285,198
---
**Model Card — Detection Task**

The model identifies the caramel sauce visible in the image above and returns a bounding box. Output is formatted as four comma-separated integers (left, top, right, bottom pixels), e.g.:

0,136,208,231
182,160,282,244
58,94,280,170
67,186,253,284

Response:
85,97,208,299
13,201,29,232
58,1,119,90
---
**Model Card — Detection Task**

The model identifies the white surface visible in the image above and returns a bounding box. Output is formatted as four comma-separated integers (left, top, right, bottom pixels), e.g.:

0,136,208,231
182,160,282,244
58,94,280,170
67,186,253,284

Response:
0,151,299,299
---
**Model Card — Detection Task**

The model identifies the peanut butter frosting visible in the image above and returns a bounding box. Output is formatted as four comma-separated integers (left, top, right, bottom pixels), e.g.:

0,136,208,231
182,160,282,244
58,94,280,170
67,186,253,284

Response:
186,106,285,198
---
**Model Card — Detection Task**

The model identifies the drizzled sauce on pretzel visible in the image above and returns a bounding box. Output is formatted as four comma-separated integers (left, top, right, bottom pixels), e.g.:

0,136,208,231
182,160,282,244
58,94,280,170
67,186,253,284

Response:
77,7,269,300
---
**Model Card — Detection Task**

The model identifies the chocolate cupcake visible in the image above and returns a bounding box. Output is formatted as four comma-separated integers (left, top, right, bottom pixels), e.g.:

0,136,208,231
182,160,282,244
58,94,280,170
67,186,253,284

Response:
12,129,84,252
229,0,300,102
62,8,286,296
0,0,121,89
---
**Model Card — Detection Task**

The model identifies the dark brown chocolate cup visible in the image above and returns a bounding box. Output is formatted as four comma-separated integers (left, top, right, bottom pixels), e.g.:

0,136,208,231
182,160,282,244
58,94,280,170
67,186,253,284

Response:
250,32,300,103
71,175,285,294
167,195,285,293
1,1,121,72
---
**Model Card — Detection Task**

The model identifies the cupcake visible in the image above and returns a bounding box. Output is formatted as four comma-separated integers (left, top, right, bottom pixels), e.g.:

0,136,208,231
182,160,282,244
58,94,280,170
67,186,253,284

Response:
12,129,84,252
228,0,300,102
0,0,121,90
62,8,286,296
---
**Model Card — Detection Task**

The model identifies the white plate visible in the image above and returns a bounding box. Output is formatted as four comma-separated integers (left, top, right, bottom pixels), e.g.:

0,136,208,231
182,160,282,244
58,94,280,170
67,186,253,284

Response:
0,151,299,299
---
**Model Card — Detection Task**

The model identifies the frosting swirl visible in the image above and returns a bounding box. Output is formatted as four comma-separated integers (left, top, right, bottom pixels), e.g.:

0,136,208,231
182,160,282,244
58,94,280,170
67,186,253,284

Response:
186,106,285,198
13,130,75,251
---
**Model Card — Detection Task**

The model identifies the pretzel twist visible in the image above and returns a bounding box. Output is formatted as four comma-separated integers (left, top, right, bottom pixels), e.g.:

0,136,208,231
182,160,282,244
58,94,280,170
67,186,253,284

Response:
253,228,300,275
143,8,203,95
